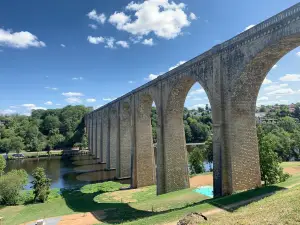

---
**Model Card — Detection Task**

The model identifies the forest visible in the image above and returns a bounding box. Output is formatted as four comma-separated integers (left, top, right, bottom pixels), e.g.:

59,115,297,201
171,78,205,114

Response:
0,105,92,154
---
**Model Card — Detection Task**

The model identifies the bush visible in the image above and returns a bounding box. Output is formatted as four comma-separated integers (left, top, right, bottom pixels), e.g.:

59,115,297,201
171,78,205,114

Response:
31,167,51,202
188,147,205,174
0,169,28,205
0,155,6,176
259,133,290,185
80,181,124,194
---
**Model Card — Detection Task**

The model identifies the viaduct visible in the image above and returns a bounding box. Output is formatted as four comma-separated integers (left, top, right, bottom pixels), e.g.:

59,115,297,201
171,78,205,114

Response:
85,3,300,197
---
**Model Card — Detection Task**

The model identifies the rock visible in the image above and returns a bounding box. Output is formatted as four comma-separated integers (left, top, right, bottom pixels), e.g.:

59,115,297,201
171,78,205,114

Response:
177,212,207,225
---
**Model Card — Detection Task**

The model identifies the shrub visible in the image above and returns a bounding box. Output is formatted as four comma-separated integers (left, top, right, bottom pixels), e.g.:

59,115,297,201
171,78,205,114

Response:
0,155,6,176
80,181,124,194
31,167,51,202
188,147,205,174
0,169,28,205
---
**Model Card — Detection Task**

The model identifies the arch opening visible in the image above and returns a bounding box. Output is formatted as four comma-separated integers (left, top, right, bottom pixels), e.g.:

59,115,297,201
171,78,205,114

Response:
163,75,215,196
229,37,300,192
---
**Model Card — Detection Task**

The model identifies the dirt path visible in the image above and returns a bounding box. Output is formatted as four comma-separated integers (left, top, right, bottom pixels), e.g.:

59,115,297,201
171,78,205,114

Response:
190,174,213,187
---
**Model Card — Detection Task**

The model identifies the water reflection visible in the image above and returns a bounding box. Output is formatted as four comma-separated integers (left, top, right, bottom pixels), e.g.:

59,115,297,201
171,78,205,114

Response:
5,155,130,190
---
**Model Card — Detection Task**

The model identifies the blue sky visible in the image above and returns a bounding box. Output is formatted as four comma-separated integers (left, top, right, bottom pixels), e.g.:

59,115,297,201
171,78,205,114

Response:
0,0,300,115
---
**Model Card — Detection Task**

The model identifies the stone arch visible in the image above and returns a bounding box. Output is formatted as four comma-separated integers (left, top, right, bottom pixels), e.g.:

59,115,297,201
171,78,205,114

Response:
163,74,213,193
227,33,300,192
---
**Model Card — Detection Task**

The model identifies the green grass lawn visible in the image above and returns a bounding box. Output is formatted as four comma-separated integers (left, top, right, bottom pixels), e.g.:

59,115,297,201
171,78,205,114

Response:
281,161,300,168
201,185,300,225
1,162,300,225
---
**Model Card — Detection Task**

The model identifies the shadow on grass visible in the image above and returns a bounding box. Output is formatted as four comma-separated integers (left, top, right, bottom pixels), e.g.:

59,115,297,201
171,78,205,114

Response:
209,185,286,212
61,185,286,224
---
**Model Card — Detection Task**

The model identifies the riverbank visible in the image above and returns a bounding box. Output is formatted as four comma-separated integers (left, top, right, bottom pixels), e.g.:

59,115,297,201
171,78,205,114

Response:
3,149,90,160
1,162,300,225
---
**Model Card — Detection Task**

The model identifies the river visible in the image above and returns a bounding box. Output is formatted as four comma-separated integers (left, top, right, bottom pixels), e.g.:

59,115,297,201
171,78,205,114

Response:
5,155,212,190
5,155,130,190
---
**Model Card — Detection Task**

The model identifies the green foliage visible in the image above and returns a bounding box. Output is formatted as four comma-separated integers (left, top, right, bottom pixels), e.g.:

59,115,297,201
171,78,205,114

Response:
0,155,6,176
258,132,290,185
31,167,51,202
0,169,28,205
204,136,213,163
80,181,124,194
0,138,11,153
188,147,205,174
0,105,91,153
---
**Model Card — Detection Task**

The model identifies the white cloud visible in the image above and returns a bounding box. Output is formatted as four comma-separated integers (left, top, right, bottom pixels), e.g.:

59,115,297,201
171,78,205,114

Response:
9,106,19,109
130,36,143,44
190,97,202,101
72,77,83,80
116,40,129,48
108,0,191,39
267,88,295,96
86,98,96,103
87,36,105,44
189,12,197,20
264,83,288,92
276,96,282,99
109,12,131,29
65,97,82,104
142,38,154,46
188,104,206,110
279,74,300,82
272,64,278,69
44,101,53,105
62,92,84,97
262,78,272,85
169,61,186,71
145,73,160,81
104,37,115,49
244,24,255,31
61,44,66,48
190,88,205,95
45,87,58,91
87,9,106,24
257,96,268,101
296,52,300,57
103,97,116,101
0,109,17,115
88,24,98,30
87,36,117,49
0,28,46,49
21,104,46,110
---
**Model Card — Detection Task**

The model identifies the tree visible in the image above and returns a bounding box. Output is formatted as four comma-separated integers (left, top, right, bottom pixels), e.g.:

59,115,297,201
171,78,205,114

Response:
258,133,289,185
0,138,11,154
41,115,60,135
0,155,6,176
10,136,25,154
204,136,213,164
188,147,205,174
31,167,51,202
0,169,28,205
184,124,193,143
277,116,299,133
48,133,65,149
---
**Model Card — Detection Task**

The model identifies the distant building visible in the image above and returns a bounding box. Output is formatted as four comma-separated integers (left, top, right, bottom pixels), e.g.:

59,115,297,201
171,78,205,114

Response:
289,104,296,113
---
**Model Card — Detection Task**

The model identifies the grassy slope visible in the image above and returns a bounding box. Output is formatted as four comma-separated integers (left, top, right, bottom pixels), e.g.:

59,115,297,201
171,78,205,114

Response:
0,162,300,225
201,185,300,225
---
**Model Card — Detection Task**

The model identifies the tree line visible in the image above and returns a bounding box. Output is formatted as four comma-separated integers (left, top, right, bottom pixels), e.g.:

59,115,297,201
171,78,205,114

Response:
0,105,92,154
